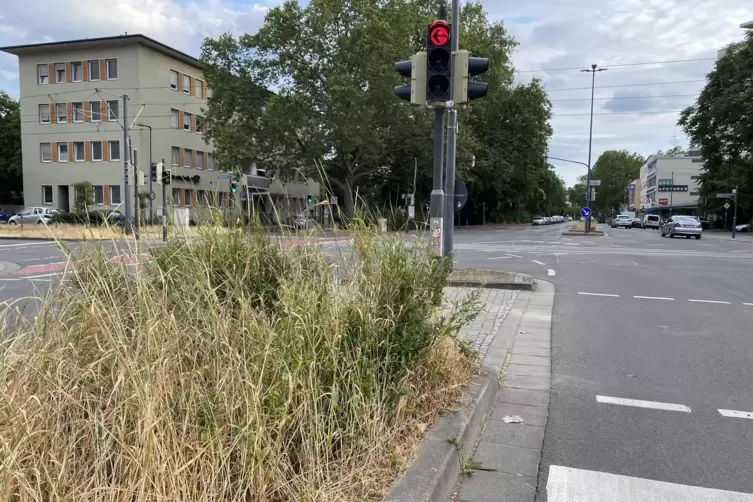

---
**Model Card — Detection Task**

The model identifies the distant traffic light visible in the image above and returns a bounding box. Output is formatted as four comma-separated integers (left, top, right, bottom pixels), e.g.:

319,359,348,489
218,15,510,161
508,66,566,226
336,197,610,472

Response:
162,169,171,185
454,50,489,105
307,194,313,204
231,182,237,193
426,20,452,104
154,162,163,185
394,52,427,106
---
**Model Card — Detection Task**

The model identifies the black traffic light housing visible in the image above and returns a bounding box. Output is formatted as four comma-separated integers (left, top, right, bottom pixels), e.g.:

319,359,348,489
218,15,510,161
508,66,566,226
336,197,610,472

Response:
426,20,452,104
307,194,313,204
150,162,157,183
454,50,489,105
231,182,237,193
394,53,427,105
162,169,171,185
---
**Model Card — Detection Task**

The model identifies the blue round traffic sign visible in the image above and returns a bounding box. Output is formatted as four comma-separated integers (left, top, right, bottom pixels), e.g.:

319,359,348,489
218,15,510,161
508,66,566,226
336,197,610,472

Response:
580,207,591,218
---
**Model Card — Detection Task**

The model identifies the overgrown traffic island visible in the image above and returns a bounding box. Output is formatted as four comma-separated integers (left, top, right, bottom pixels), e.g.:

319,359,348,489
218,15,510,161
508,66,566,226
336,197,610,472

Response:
0,228,480,500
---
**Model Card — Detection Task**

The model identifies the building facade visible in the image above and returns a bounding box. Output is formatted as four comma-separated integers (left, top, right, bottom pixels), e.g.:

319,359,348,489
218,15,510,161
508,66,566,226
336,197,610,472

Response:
639,149,704,217
1,35,318,223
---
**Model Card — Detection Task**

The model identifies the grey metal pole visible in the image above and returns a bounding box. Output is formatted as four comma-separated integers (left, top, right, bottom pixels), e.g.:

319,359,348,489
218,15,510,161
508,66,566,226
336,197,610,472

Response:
732,187,738,238
162,157,167,242
670,170,674,212
134,148,140,240
430,108,445,256
123,95,131,234
147,126,153,222
584,66,596,234
442,0,459,260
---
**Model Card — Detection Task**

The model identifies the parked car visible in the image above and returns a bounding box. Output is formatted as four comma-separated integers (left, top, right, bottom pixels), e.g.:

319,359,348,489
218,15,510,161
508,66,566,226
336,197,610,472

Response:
0,209,15,223
661,215,703,239
631,217,642,228
642,214,661,229
7,207,57,225
698,217,711,230
613,215,632,229
735,223,749,233
532,216,546,226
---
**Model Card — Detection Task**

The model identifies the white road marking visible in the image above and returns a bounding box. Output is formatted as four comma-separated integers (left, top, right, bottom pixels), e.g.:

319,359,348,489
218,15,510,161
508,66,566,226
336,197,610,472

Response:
633,295,674,301
743,303,753,306
22,273,64,279
718,409,753,420
546,465,753,501
628,259,638,266
688,299,731,304
547,268,556,276
0,241,54,249
578,292,620,297
596,395,691,412
488,256,511,260
532,259,546,265
507,253,522,258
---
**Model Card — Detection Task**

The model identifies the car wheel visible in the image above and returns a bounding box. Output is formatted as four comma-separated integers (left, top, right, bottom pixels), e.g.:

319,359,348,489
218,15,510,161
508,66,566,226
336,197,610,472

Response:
686,235,690,239
696,235,701,240
669,233,675,238
9,220,16,225
37,220,43,225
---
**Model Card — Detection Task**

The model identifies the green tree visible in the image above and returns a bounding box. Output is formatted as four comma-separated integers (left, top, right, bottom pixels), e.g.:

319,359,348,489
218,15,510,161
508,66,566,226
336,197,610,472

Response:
589,150,644,213
0,92,22,204
679,31,753,225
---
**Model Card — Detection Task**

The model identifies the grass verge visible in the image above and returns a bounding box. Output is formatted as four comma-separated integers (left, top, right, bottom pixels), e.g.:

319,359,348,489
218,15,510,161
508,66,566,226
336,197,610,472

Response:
0,226,480,501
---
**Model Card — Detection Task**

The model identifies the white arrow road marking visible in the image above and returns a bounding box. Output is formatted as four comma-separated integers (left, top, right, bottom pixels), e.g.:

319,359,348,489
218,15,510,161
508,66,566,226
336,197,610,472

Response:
719,409,753,420
532,260,546,265
596,395,691,412
547,269,556,276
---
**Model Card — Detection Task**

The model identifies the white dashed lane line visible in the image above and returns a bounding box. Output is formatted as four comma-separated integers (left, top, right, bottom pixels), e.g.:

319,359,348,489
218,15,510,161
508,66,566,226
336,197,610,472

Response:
633,295,674,301
531,259,546,266
487,256,511,260
688,299,731,304
578,292,620,297
719,409,753,420
576,292,751,305
596,395,691,412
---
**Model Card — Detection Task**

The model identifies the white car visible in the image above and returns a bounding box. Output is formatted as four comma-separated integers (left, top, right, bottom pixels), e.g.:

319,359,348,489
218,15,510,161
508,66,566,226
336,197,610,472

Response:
613,215,632,229
8,207,58,225
532,216,546,226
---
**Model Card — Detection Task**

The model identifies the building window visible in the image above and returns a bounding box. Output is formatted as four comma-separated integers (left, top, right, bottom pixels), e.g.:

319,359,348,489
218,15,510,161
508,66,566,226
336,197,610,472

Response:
91,185,104,205
207,153,214,170
691,175,701,180
171,108,179,128
170,70,178,90
690,191,700,196
56,103,67,123
109,140,120,161
110,185,122,204
196,151,204,169
88,60,100,81
39,104,50,124
73,142,85,162
38,64,49,84
184,149,193,168
182,74,190,94
197,189,206,206
172,187,180,205
171,146,180,166
71,62,83,82
55,63,66,83
194,78,203,97
40,143,52,162
72,102,84,122
92,141,103,161
42,185,53,205
107,100,118,121
207,87,213,99
185,189,192,207
106,59,118,80
196,115,203,134
89,101,101,122
58,142,68,163
183,112,192,131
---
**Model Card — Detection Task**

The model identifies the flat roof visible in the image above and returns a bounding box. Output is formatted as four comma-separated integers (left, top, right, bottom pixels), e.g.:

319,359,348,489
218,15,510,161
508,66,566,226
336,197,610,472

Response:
0,34,202,69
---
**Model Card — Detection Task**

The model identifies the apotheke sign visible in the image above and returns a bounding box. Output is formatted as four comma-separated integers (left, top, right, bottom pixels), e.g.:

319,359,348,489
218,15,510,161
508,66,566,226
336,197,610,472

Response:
658,185,688,192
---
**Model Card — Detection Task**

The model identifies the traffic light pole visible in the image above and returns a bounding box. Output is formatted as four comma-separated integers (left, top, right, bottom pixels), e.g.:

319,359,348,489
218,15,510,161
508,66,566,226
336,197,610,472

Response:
442,0,459,261
430,108,445,257
161,157,167,242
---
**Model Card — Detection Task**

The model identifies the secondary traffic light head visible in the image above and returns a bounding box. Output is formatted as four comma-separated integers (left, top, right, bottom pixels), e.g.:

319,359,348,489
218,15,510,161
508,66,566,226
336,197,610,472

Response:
307,194,313,204
162,169,171,185
153,162,164,185
426,20,452,104
394,52,427,106
454,50,489,105
231,182,237,193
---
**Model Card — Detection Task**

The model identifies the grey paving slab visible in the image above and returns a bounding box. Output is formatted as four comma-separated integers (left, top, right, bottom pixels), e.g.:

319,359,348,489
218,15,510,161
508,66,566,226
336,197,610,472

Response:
480,420,545,449
510,353,551,367
506,363,550,377
513,338,551,349
491,402,548,427
512,345,550,357
495,388,550,408
471,442,541,478
457,471,537,502
503,374,550,391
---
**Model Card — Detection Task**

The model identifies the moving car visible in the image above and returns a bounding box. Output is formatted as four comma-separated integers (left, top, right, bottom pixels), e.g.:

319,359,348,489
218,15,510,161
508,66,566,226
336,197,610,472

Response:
613,215,632,229
642,214,661,229
7,207,57,225
631,217,642,228
734,223,749,233
532,216,546,226
661,215,702,239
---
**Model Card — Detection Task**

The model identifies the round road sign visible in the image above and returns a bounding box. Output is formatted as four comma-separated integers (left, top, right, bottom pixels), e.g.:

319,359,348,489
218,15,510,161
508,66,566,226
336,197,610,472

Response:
429,23,449,46
148,191,156,201
580,207,592,218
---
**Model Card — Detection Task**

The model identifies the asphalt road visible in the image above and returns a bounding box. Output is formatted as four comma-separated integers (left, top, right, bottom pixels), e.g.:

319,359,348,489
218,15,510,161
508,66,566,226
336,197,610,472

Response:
453,223,753,500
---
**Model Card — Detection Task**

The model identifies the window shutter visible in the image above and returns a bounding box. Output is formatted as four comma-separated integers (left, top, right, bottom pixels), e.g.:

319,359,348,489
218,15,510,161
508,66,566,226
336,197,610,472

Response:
48,63,54,83
101,100,107,119
83,101,89,122
179,148,184,168
191,114,196,132
177,72,183,93
51,142,57,163
180,188,185,208
82,60,88,81
204,152,208,171
103,185,109,205
178,111,184,130
188,76,194,96
202,81,207,100
192,150,197,169
65,62,72,83
99,60,106,82
68,142,73,159
102,140,109,162
85,141,91,162
67,103,72,122
50,103,56,124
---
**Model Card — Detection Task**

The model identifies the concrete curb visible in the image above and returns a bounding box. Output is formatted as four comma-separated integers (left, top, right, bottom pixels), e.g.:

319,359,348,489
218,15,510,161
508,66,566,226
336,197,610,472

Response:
386,287,532,502
0,236,80,242
449,271,534,291
560,231,604,236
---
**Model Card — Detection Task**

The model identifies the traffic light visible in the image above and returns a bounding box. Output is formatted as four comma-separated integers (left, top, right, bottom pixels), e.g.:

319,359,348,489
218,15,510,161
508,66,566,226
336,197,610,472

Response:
136,170,145,187
426,20,452,104
454,50,489,105
154,162,163,185
162,169,171,185
307,194,313,204
394,52,427,106
231,182,237,193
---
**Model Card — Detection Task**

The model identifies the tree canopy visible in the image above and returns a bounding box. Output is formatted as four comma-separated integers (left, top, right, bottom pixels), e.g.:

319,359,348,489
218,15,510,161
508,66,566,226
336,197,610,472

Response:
200,0,554,220
679,31,753,225
0,92,22,204
586,150,644,214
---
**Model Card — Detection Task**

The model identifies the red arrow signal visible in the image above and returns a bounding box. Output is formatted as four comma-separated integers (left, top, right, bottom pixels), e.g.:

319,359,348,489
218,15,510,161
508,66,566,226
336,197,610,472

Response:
430,25,449,45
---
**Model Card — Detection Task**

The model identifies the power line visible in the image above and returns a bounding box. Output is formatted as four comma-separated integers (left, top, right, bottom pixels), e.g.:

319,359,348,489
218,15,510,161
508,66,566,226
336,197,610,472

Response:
545,79,706,92
553,109,685,117
516,57,717,73
550,93,697,103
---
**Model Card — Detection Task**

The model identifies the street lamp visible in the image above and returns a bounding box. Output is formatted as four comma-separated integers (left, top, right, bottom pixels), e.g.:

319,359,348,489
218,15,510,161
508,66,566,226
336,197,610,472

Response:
741,20,753,29
135,123,153,222
581,64,608,233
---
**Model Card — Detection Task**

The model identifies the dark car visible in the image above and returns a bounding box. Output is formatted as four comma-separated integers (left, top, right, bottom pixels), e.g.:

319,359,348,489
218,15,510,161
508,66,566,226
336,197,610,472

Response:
0,209,15,223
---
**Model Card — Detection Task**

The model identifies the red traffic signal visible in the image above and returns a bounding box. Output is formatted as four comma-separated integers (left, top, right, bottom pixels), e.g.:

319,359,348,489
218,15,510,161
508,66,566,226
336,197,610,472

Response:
426,20,452,103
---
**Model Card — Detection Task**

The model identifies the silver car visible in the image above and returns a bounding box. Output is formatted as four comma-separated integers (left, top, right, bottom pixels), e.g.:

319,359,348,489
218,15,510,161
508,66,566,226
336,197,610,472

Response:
661,215,702,239
7,207,58,225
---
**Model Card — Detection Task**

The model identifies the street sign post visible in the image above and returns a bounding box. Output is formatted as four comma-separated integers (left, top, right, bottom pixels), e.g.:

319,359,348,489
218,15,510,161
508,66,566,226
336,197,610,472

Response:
724,202,731,209
716,193,735,198
590,180,602,187
580,207,591,218
732,186,739,239
218,174,231,180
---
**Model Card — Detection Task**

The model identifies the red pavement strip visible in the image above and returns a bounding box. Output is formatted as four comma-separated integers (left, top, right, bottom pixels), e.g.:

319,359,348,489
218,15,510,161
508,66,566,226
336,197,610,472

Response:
11,262,68,276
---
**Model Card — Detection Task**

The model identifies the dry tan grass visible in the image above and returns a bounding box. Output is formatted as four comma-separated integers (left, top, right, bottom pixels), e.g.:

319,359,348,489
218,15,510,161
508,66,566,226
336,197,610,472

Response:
0,227,479,501
0,224,198,241
570,220,599,232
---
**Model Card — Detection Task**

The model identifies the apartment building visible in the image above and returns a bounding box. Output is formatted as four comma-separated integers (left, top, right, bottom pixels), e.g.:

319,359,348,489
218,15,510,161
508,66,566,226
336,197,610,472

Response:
1,34,319,223
639,148,704,217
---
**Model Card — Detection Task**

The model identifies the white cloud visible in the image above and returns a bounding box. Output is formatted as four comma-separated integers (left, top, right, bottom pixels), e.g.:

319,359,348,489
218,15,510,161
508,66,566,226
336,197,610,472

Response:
1,0,752,186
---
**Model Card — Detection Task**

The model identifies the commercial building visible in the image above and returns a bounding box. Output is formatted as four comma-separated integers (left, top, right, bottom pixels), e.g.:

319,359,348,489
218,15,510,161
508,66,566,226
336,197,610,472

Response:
0,34,318,224
639,148,704,217
627,178,641,211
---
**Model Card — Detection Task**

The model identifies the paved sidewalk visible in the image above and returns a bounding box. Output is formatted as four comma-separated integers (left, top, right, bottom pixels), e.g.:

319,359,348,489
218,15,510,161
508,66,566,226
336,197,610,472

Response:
454,281,555,502
443,287,520,358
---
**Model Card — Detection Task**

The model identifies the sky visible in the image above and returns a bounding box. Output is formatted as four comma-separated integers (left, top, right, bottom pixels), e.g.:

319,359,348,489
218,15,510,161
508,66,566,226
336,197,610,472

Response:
1,0,752,187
